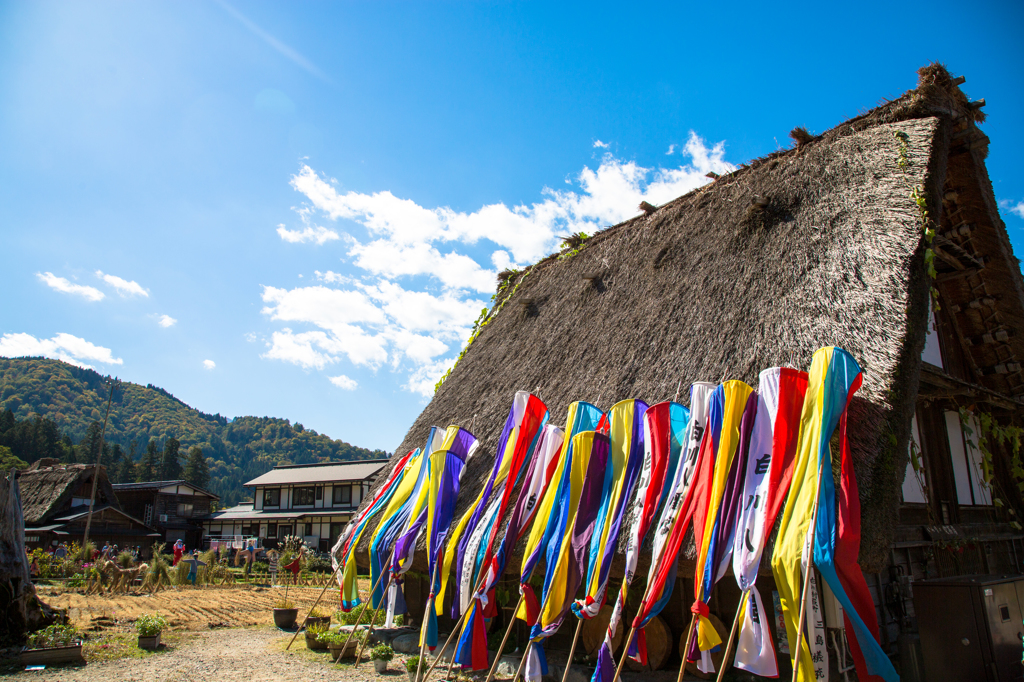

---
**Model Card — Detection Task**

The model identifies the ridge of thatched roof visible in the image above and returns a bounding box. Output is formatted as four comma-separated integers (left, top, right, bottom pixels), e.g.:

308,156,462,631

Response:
355,64,1020,575
17,464,120,526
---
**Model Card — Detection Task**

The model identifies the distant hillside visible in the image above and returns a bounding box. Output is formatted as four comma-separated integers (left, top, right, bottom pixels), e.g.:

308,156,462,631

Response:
0,357,388,505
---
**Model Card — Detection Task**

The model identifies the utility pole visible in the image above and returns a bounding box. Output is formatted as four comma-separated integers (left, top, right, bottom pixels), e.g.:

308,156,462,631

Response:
81,378,119,557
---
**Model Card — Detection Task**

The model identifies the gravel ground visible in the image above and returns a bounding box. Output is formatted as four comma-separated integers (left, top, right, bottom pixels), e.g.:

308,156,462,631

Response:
8,627,405,682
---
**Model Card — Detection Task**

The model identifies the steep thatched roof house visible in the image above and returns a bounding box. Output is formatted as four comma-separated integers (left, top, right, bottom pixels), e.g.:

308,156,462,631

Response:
355,65,1024,677
19,460,159,550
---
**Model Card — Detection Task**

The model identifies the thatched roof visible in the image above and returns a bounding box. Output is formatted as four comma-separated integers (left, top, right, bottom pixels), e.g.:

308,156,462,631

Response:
18,463,120,526
356,65,1022,575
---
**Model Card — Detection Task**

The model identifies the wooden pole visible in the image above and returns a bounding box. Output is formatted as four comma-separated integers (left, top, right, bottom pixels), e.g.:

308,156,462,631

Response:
416,557,445,682
337,545,398,660
81,379,118,557
611,624,637,682
560,620,584,682
421,605,472,681
713,590,748,682
789,451,828,682
512,642,531,682
286,560,344,650
485,593,525,682
675,614,697,682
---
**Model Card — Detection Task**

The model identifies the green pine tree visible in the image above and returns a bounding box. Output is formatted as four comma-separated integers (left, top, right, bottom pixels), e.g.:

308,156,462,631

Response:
137,439,158,482
160,436,182,480
183,445,209,489
115,443,136,483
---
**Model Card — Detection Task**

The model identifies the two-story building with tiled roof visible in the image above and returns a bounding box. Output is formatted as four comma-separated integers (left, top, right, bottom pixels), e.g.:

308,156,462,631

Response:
199,459,387,552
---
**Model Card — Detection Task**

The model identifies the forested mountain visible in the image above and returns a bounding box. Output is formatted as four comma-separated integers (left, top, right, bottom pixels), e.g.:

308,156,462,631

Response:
0,357,388,505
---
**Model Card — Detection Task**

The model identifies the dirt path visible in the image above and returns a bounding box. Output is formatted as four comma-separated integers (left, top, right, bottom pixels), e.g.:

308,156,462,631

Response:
12,627,395,682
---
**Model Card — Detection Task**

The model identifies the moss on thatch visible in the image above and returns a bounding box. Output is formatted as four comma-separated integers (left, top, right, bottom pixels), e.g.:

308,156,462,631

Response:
18,463,119,525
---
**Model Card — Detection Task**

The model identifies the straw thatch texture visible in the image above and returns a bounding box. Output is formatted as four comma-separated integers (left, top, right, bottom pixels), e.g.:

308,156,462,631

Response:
354,65,1021,577
19,463,119,526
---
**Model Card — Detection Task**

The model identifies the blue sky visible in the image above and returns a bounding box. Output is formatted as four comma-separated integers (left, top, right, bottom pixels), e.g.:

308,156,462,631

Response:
2,0,1022,452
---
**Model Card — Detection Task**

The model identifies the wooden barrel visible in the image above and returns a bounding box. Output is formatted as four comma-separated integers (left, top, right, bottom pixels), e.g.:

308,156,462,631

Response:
680,613,731,680
625,615,671,671
580,605,624,657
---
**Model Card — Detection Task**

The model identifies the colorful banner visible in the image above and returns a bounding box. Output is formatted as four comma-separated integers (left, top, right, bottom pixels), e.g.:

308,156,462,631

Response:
574,399,648,620
628,382,715,666
419,425,478,650
439,392,549,617
592,400,687,682
687,381,754,672
525,430,610,682
771,347,897,682
453,423,566,671
332,449,414,610
516,402,604,626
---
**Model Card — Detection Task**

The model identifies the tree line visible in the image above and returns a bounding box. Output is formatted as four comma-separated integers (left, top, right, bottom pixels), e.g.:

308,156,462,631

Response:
0,408,211,488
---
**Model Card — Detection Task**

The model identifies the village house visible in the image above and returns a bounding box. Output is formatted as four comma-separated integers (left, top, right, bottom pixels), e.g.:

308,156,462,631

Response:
353,66,1024,681
112,480,219,548
200,459,387,551
18,460,159,551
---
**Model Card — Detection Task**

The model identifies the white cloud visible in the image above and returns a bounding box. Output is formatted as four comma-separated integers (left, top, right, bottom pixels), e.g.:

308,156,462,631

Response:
37,272,105,302
0,332,123,369
1001,200,1024,220
666,144,676,155
328,374,358,390
96,271,148,297
276,223,340,245
157,314,177,328
268,133,735,395
203,359,216,370
593,140,610,148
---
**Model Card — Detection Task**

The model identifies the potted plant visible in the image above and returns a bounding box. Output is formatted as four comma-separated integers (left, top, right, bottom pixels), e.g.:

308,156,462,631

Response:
304,606,332,630
406,655,421,682
21,624,84,666
135,613,167,650
305,622,330,651
371,643,394,673
322,630,360,662
274,599,298,629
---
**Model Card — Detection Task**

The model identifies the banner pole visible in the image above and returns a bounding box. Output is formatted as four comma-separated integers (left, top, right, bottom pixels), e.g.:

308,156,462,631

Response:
560,620,584,682
675,613,697,682
337,545,397,661
713,589,748,682
790,453,828,682
485,593,525,682
611,625,637,682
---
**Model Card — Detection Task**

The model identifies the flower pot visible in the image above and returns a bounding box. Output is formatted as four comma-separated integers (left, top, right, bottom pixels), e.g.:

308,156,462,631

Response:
407,671,417,682
138,632,162,650
273,608,298,629
305,630,328,650
304,615,332,630
329,639,360,662
374,659,389,673
21,643,85,666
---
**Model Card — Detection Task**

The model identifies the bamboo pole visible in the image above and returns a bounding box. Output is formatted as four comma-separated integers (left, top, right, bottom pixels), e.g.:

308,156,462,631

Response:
511,642,531,682
336,546,398,661
422,606,471,681
415,557,445,682
713,589,748,682
789,449,828,682
560,620,584,682
676,614,698,682
286,560,344,650
611,624,637,682
485,594,525,682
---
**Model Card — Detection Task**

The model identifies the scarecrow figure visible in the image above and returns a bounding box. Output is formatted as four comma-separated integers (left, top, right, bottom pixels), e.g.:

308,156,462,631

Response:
181,550,206,585
267,548,279,584
172,539,185,566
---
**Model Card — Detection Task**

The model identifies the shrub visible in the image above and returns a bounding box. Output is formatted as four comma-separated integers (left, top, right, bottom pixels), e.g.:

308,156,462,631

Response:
306,623,330,639
305,555,331,573
275,599,295,609
370,644,394,662
67,573,85,588
135,613,167,637
406,655,421,672
309,606,332,618
252,560,269,574
393,614,404,626
317,630,351,646
336,607,385,625
26,624,79,648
